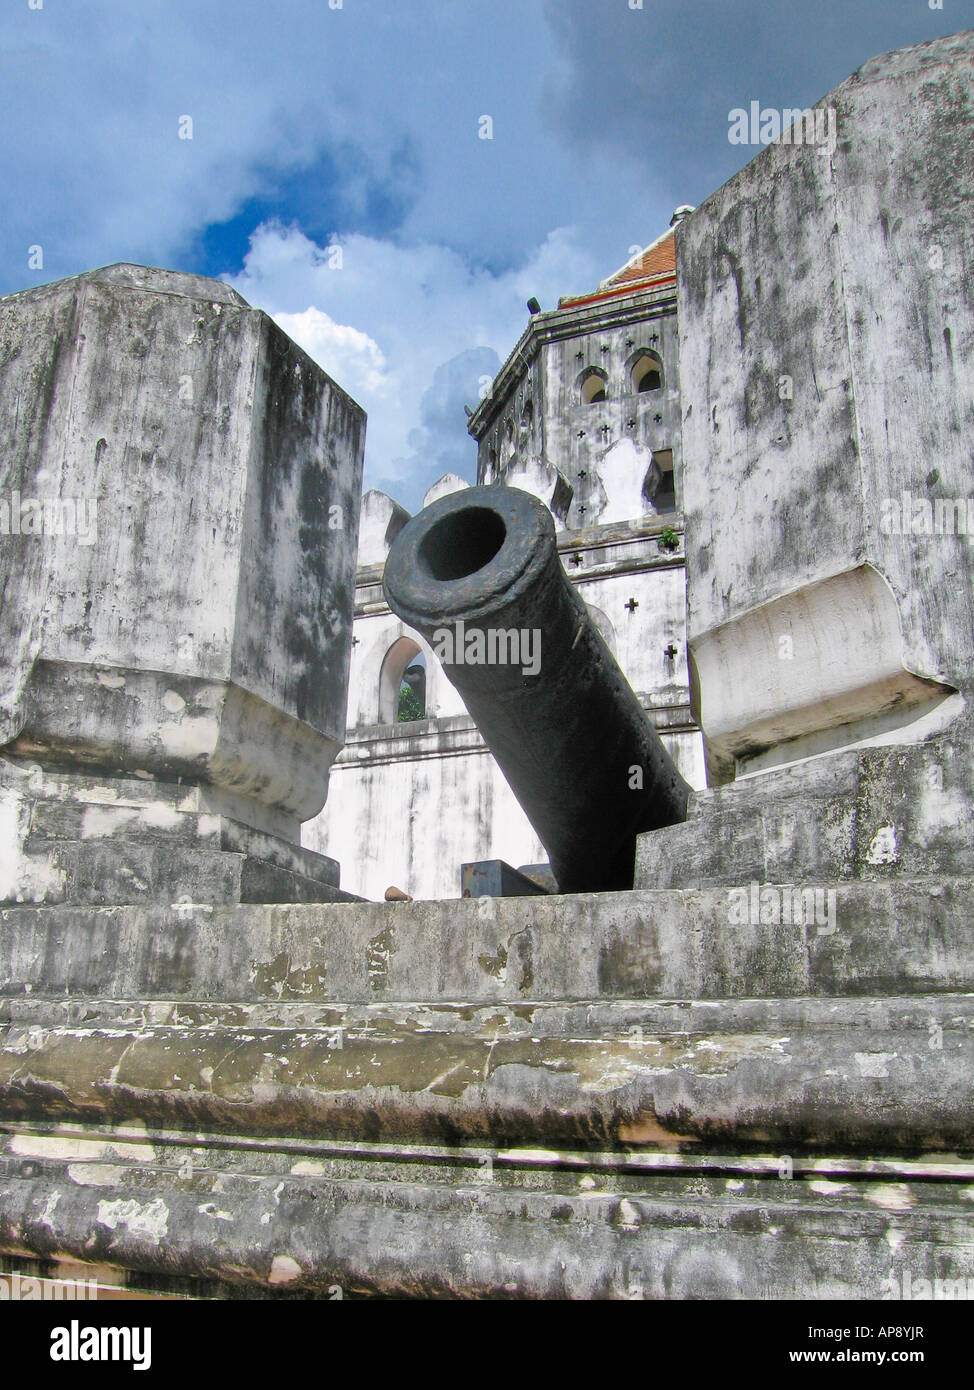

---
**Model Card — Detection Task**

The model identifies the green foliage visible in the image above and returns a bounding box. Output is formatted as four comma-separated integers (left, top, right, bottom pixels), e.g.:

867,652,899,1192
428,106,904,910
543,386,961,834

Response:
397,684,425,722
657,526,680,553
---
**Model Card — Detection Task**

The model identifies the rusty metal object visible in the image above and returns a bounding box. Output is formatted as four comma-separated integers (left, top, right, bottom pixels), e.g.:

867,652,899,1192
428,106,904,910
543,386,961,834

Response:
383,486,690,892
384,885,413,902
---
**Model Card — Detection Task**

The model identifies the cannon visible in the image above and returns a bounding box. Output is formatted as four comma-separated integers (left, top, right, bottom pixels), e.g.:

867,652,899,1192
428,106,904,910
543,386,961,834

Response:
383,485,690,893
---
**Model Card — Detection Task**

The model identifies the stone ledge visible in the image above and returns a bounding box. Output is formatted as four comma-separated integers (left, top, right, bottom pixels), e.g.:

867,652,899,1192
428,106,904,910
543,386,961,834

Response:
1,994,972,1151
1,1126,971,1299
1,879,972,1001
4,842,355,908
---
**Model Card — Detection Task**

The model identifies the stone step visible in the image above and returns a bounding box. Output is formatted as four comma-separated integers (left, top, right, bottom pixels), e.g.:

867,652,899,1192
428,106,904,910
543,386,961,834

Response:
640,735,974,887
0,757,194,812
2,993,971,1152
637,807,772,889
30,799,227,848
2,754,347,907
13,840,354,908
1,879,971,1002
0,1122,971,1298
25,801,339,888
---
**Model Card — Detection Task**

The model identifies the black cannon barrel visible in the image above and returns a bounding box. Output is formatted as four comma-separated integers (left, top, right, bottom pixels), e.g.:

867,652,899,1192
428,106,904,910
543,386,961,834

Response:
383,485,690,893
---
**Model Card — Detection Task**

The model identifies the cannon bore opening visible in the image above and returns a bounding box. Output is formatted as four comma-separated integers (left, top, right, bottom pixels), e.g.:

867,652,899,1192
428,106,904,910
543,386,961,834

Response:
420,508,506,581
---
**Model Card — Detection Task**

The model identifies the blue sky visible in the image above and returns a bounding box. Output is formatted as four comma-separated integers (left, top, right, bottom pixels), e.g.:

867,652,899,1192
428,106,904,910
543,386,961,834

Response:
1,0,969,509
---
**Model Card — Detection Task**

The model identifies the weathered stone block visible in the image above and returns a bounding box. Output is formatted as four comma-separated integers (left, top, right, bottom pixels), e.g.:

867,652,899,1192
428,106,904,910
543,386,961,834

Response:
356,488,410,568
677,31,974,779
638,728,974,889
0,264,365,835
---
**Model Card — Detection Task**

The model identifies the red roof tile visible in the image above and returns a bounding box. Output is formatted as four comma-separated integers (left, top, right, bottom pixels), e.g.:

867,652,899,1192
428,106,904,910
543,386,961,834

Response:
557,226,677,311
603,229,677,288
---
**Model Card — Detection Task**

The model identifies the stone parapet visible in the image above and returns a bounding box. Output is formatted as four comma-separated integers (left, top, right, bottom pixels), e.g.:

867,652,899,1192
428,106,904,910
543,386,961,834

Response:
0,263,366,902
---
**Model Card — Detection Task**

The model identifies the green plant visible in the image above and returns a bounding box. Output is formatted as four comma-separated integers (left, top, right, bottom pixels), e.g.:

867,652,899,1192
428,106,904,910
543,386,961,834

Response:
397,684,425,722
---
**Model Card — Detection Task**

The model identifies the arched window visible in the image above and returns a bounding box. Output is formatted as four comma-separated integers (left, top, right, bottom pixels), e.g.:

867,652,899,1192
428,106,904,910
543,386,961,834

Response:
504,418,516,459
399,653,426,722
521,399,534,436
632,352,663,394
579,368,608,404
378,636,426,724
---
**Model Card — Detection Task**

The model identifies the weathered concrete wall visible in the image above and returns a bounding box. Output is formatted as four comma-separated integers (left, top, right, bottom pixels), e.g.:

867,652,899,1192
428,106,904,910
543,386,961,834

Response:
421,472,469,508
501,457,573,528
0,264,365,831
306,721,546,902
3,994,973,1151
574,542,695,725
0,754,350,907
677,31,974,777
3,881,973,1006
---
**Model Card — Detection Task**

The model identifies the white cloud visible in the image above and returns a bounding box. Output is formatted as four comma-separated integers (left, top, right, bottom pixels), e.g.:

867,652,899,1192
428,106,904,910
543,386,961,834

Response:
0,0,686,509
274,308,389,400
226,223,602,507
0,0,627,293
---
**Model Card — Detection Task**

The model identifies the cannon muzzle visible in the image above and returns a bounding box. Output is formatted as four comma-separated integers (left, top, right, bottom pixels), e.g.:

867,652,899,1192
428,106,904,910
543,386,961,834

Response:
383,486,690,892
